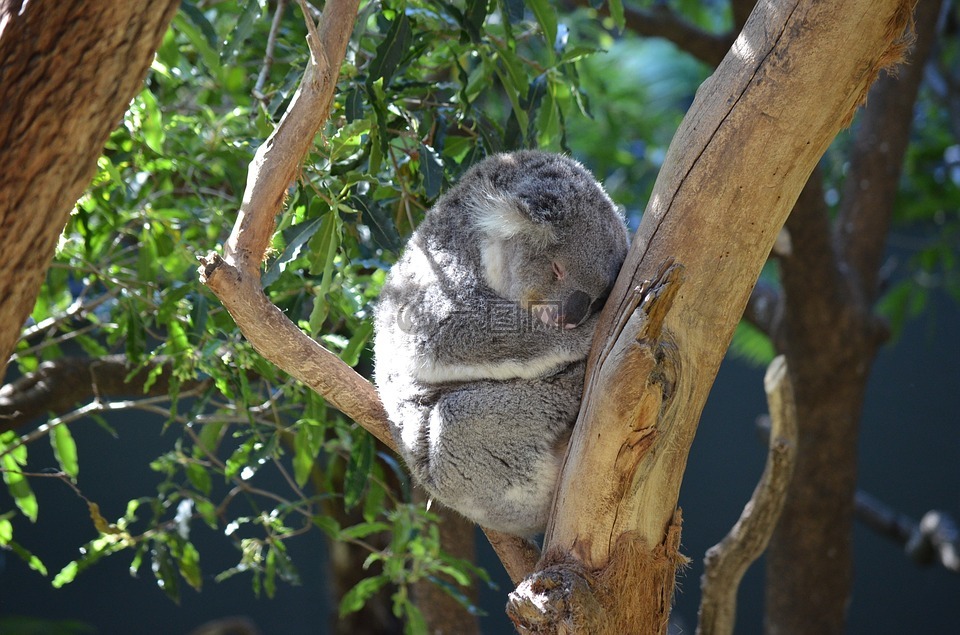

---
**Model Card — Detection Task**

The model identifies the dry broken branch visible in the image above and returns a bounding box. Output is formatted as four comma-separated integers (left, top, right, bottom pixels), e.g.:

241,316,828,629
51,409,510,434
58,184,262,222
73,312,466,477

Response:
855,491,960,574
697,355,798,635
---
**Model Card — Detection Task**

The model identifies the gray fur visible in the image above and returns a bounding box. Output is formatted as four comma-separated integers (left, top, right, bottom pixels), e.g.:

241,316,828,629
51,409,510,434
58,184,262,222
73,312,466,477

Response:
373,151,628,536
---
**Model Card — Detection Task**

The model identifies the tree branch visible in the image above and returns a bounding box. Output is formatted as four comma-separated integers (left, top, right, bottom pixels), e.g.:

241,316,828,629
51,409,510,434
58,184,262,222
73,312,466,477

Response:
197,0,542,580
254,0,290,101
855,490,960,573
0,355,212,433
777,166,847,347
483,529,542,585
835,0,943,307
0,1,179,379
623,5,734,67
697,356,798,635
576,0,733,66
763,6,939,628
197,0,391,441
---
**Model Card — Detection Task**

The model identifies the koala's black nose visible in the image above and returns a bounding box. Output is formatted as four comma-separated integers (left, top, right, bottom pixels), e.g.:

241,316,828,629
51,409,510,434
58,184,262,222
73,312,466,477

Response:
561,290,592,328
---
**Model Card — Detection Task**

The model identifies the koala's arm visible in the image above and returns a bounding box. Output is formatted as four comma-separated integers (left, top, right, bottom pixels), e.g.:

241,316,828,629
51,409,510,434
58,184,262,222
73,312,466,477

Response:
413,289,598,383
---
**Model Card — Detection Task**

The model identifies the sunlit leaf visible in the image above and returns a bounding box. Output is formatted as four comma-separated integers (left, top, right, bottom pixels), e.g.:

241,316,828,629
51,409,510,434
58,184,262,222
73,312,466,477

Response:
367,12,412,88
262,217,323,287
172,11,220,73
526,0,557,55
607,0,625,32
340,575,389,616
50,424,79,481
52,561,79,588
340,320,373,368
177,541,203,592
2,454,38,523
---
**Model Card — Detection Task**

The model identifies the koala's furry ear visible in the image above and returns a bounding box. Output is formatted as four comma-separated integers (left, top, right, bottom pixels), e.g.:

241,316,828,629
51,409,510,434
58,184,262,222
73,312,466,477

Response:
468,184,556,246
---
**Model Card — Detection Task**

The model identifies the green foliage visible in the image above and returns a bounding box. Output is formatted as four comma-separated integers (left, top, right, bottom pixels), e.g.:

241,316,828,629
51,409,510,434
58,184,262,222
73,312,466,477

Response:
3,0,613,626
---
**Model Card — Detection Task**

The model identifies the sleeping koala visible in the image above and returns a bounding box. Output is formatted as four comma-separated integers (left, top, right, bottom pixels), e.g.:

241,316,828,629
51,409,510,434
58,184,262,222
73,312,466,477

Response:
373,151,629,536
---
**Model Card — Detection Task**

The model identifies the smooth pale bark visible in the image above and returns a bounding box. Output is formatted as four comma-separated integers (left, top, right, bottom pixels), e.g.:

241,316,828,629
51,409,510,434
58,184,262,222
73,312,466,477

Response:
507,1,917,632
0,1,180,378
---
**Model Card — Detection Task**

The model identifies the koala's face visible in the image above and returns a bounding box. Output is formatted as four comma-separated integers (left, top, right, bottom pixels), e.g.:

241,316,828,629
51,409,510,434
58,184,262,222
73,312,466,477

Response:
487,217,626,329
470,152,629,328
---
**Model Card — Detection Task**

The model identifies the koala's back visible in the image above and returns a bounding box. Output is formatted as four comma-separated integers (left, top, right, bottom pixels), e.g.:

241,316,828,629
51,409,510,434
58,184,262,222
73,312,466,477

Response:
373,151,628,536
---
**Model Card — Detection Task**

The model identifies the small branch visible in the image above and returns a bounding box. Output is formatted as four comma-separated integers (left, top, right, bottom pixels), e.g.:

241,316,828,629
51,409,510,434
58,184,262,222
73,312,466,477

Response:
198,0,385,440
697,355,798,635
0,389,210,462
0,355,212,433
253,0,289,102
483,529,542,585
855,491,960,573
575,0,734,67
196,0,537,581
741,279,780,338
624,5,734,66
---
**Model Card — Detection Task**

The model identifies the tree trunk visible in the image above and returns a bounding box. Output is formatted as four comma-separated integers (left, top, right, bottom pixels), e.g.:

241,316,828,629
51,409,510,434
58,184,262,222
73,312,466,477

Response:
0,1,179,377
506,1,917,631
764,1,942,632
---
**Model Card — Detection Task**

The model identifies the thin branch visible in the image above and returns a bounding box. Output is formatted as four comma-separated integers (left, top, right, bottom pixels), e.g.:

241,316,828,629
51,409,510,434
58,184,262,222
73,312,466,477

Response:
625,5,733,66
0,389,207,462
575,0,734,67
0,355,213,433
253,0,289,102
483,529,542,585
855,490,960,573
697,356,798,635
195,0,540,581
17,287,119,342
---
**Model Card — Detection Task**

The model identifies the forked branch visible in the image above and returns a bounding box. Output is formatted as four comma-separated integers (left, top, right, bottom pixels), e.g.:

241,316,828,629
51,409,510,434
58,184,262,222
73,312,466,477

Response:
197,0,541,579
697,355,798,635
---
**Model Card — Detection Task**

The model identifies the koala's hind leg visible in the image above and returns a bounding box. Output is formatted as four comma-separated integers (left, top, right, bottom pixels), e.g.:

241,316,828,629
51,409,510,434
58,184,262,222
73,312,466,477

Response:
420,362,585,536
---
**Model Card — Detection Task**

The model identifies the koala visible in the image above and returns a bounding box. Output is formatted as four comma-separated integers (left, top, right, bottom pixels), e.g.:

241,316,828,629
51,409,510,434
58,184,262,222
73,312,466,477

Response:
373,150,629,536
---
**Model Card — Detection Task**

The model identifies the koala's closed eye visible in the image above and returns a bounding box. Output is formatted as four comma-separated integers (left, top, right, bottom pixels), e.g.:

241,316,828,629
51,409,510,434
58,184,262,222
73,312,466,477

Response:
553,261,566,281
